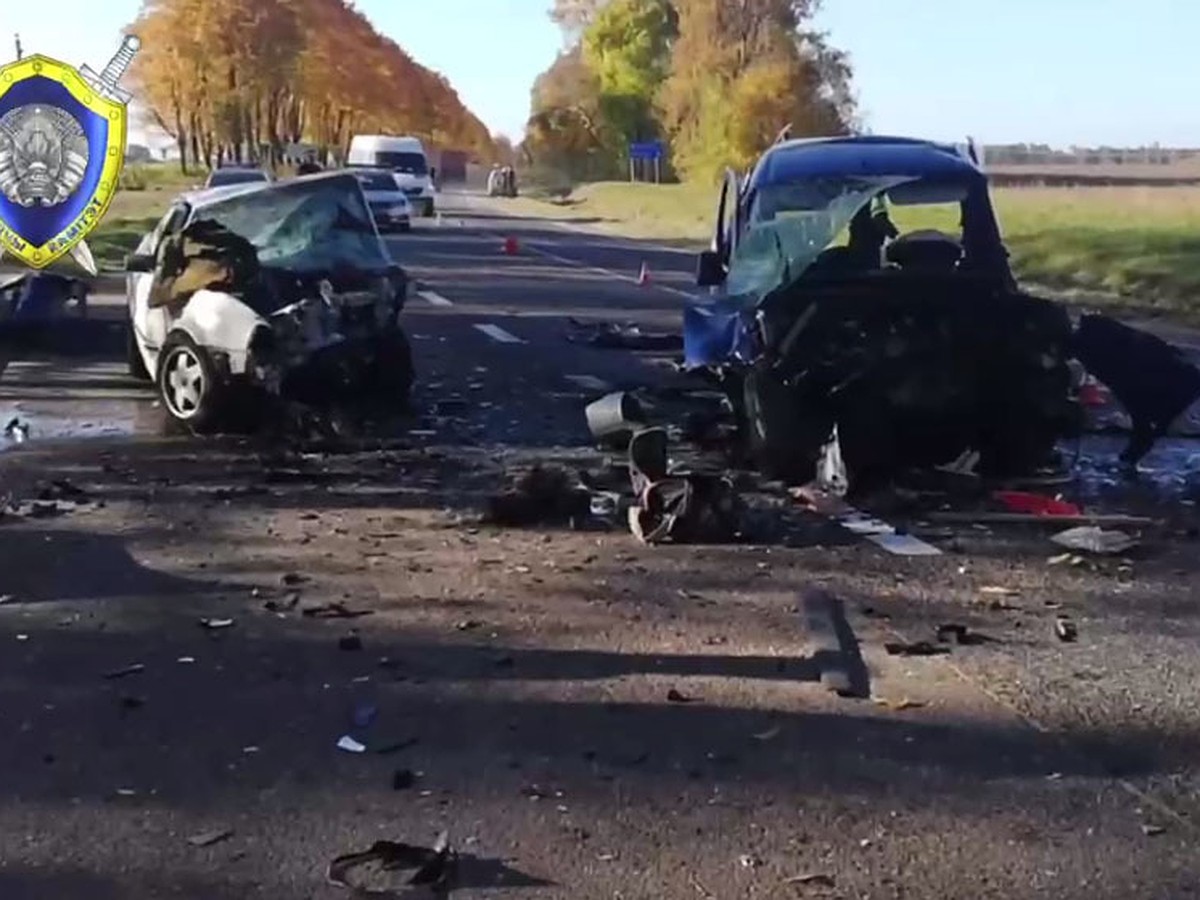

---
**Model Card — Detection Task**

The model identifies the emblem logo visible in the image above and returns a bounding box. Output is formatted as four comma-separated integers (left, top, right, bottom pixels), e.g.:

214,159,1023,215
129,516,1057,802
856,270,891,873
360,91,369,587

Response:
0,35,140,273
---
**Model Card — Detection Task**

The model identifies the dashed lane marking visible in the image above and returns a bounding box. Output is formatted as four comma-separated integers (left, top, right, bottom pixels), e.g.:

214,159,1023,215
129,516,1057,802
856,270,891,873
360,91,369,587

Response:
473,323,525,344
564,374,611,391
416,289,454,307
522,243,698,301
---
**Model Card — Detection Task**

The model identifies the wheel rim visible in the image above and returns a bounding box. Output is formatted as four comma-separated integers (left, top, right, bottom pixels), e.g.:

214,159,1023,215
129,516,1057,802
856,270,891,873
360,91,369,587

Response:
162,346,205,418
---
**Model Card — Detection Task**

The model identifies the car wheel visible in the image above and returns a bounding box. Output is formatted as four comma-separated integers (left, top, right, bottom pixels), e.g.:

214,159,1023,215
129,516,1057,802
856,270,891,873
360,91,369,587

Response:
423,201,435,218
398,222,411,233
156,332,224,433
742,368,831,482
126,324,150,381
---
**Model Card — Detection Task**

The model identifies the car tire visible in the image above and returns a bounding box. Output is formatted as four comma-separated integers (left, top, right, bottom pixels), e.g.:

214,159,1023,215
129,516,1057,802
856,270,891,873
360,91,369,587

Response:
156,331,224,433
126,324,150,381
742,368,831,482
423,201,435,218
398,222,411,233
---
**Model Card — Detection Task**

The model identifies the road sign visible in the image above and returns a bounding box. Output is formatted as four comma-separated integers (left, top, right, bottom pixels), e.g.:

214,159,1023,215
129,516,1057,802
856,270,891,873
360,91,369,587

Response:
629,141,664,161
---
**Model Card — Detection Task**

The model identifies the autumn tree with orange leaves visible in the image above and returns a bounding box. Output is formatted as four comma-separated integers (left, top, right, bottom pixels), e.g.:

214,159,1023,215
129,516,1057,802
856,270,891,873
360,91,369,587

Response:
128,0,494,172
528,0,856,185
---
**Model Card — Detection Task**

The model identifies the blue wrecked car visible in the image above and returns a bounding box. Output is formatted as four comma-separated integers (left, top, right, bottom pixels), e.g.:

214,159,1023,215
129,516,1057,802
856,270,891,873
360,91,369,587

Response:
683,135,1088,488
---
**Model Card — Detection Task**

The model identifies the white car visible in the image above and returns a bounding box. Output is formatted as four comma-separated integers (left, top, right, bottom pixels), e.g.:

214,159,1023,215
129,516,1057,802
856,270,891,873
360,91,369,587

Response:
125,172,412,431
350,168,412,232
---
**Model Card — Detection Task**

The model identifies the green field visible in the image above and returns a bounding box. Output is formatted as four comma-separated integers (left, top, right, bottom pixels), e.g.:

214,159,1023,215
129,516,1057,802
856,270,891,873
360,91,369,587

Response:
86,164,200,268
509,181,1200,316
86,169,1200,319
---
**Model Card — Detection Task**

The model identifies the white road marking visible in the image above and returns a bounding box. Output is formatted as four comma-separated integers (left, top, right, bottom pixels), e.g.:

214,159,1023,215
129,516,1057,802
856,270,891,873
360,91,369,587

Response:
462,193,698,256
836,508,943,557
522,243,698,301
416,289,453,307
564,374,610,391
473,323,525,344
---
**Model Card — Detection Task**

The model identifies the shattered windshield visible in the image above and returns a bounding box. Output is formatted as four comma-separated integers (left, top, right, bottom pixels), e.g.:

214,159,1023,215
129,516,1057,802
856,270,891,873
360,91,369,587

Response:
724,175,914,306
189,176,391,274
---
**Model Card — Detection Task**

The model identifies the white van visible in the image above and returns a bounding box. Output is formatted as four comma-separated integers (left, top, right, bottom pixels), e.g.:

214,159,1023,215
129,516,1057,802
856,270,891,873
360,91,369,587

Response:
346,135,436,217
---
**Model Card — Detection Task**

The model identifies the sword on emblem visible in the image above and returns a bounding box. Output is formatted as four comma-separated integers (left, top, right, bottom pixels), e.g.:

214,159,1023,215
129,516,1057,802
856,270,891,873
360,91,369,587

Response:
62,34,141,274
79,34,141,105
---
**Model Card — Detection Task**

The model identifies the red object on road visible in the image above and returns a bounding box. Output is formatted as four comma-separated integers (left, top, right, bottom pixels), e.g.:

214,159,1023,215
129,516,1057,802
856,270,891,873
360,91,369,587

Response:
637,262,651,286
502,236,519,255
992,490,1082,517
1078,379,1110,407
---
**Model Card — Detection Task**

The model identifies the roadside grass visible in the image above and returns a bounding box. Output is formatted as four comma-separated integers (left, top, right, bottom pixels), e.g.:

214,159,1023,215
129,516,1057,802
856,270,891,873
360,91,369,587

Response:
89,164,201,268
508,181,1200,315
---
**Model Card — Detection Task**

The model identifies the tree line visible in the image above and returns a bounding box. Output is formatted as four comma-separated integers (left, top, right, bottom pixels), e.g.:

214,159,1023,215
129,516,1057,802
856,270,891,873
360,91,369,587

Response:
128,0,495,172
524,0,856,185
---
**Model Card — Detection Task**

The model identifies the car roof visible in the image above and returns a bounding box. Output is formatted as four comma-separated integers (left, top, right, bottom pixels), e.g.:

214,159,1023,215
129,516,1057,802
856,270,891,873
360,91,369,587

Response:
347,167,398,178
749,135,984,189
349,135,424,150
179,170,360,210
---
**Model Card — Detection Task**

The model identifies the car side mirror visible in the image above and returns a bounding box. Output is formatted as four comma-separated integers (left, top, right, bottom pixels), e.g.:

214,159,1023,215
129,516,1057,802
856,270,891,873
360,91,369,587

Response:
696,250,726,288
124,252,157,273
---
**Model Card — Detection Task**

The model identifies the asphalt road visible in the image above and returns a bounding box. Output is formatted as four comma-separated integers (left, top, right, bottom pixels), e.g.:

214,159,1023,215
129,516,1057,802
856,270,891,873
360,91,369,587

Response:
1,189,1199,899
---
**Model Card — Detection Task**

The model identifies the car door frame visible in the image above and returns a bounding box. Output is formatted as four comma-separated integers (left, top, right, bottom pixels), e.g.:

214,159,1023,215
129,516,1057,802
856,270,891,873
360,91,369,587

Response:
128,200,191,364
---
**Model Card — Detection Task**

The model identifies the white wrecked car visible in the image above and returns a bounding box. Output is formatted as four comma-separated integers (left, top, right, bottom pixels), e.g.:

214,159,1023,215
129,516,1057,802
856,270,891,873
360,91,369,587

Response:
124,171,412,431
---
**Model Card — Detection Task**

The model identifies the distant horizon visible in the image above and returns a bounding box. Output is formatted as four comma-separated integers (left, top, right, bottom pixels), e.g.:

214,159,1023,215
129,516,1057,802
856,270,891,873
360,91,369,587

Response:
10,0,1200,149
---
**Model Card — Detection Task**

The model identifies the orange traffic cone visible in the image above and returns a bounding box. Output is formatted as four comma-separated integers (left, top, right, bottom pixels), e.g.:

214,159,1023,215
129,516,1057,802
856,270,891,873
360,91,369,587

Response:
636,261,651,286
502,235,519,255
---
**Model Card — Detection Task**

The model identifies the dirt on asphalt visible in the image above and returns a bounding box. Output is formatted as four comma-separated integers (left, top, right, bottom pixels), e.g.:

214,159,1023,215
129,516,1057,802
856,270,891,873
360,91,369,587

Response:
2,195,1200,899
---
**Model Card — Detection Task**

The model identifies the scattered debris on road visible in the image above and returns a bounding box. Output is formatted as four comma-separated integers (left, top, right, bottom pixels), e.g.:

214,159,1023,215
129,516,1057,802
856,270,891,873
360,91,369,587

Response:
103,663,146,680
198,617,235,631
566,318,682,351
993,490,1081,517
627,427,741,545
485,464,591,527
3,417,28,443
187,828,234,848
1050,525,1139,555
1054,616,1079,643
326,831,454,893
884,641,950,657
874,697,926,711
784,872,836,888
585,391,647,448
336,735,367,753
302,602,374,619
935,623,994,646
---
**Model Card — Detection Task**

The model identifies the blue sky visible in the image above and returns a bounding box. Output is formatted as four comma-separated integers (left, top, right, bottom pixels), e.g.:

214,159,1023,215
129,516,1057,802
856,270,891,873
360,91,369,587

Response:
6,0,1197,147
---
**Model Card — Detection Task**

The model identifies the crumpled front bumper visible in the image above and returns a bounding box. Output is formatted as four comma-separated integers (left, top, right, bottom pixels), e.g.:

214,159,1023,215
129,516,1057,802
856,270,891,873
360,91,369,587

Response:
682,294,758,370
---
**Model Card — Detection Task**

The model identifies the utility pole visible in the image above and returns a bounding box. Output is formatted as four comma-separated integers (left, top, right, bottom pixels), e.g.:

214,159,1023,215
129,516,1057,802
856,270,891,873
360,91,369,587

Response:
14,33,22,61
